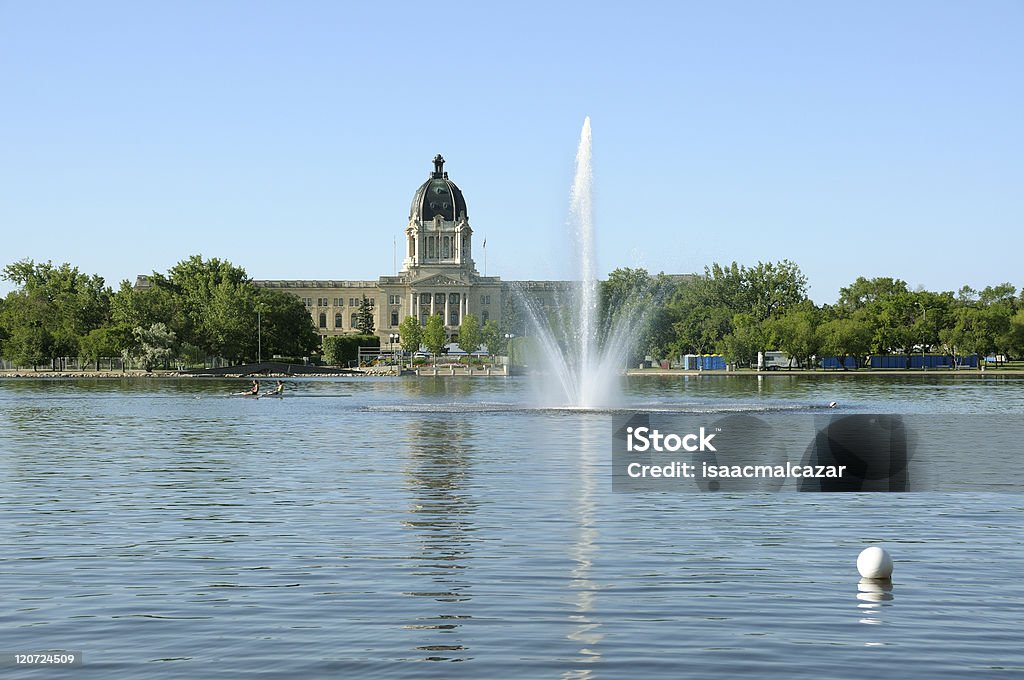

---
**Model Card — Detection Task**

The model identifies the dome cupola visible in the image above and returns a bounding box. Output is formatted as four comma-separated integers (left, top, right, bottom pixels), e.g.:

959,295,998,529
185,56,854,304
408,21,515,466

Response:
402,154,475,274
409,154,468,222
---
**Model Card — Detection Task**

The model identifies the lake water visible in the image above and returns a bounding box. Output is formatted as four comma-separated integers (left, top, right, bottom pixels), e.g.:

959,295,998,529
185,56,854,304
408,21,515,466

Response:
1,374,1022,677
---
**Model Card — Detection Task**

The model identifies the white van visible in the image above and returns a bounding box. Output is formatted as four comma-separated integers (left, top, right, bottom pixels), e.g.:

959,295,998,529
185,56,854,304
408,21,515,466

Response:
759,351,799,370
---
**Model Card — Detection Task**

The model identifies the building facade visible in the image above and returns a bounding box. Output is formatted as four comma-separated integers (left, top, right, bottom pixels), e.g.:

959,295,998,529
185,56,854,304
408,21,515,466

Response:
254,154,567,346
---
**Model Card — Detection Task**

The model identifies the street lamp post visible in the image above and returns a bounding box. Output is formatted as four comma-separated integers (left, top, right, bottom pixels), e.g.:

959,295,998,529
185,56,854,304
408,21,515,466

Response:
504,333,515,369
257,307,262,365
389,333,400,369
916,303,927,370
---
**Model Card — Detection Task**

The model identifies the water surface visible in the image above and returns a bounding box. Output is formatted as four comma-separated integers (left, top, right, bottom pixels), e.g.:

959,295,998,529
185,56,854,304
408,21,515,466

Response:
1,375,1022,677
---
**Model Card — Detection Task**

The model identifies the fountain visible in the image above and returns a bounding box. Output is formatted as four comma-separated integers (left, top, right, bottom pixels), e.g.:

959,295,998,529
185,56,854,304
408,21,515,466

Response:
519,117,647,408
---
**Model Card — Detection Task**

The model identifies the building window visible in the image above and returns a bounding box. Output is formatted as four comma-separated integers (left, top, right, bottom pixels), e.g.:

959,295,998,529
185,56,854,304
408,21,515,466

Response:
391,311,399,327
317,297,328,307
350,313,358,328
420,293,431,304
334,313,342,328
319,313,327,329
482,310,489,323
481,294,491,305
450,310,459,326
368,298,375,307
334,297,343,306
389,294,401,305
449,292,460,305
434,293,445,305
303,298,313,307
349,297,357,307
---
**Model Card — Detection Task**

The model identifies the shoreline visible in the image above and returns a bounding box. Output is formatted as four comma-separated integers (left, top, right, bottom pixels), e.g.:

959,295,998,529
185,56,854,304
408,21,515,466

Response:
624,367,1016,377
0,367,1018,379
0,370,361,379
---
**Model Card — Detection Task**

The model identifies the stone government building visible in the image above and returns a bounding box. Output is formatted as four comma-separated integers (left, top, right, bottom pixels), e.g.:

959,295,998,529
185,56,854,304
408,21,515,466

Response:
253,155,569,347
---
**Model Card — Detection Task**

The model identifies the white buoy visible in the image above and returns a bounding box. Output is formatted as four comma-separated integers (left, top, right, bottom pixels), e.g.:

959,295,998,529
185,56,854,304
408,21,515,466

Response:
857,546,893,579
828,401,838,409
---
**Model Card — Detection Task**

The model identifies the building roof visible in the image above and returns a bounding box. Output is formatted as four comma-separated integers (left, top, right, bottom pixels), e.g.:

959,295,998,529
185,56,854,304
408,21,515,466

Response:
254,280,378,289
409,154,468,222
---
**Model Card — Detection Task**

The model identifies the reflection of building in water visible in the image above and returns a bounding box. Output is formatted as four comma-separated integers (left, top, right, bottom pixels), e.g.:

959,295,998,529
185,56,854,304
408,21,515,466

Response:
399,416,479,662
253,155,572,346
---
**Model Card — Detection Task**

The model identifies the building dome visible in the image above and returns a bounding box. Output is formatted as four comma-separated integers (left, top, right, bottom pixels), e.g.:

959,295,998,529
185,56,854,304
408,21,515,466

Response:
409,154,468,222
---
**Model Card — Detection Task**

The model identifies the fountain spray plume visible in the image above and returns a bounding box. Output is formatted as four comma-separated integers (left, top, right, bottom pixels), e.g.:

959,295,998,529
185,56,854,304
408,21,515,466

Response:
518,117,651,408
571,117,597,403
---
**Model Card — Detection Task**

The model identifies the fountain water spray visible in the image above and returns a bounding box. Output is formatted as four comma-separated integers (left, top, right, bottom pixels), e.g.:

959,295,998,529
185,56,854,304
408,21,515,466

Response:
518,117,648,408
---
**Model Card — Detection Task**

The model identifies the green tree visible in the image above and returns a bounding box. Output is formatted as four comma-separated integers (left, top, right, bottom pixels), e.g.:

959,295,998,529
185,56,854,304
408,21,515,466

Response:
256,289,319,358
399,315,423,356
743,260,808,322
1006,309,1024,359
3,324,50,368
356,296,375,335
765,303,819,369
480,319,505,357
500,292,526,337
131,323,176,372
206,279,257,363
423,314,446,359
600,268,653,332
111,277,182,336
1,259,112,368
321,335,377,366
979,283,1017,307
940,306,1005,368
165,255,250,355
321,336,342,366
818,313,872,369
718,313,766,367
458,313,481,360
838,277,909,310
662,261,806,360
0,296,7,359
0,286,51,368
600,268,678,362
911,290,955,354
669,305,732,357
80,325,133,370
870,291,918,355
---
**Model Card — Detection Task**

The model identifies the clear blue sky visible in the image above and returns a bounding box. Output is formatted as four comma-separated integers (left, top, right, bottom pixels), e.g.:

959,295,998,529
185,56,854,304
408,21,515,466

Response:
1,1,1021,303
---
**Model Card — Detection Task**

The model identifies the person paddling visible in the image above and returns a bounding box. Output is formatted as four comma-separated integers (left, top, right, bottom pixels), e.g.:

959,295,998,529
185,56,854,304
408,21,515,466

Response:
250,380,260,396
274,380,284,395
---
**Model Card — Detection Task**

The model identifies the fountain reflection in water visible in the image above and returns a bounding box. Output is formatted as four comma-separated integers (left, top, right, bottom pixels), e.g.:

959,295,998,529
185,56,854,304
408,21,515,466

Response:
520,117,645,408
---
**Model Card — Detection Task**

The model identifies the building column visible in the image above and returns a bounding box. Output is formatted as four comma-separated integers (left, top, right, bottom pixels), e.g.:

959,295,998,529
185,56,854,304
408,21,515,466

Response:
444,294,450,328
430,292,435,317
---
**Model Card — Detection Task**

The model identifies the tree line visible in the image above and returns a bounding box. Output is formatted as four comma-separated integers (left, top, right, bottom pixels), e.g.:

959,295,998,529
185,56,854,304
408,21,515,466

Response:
602,262,1024,368
0,256,319,370
4,254,1022,371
